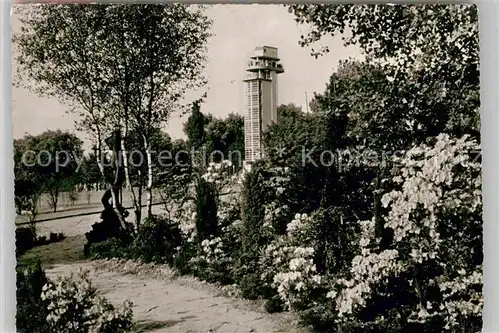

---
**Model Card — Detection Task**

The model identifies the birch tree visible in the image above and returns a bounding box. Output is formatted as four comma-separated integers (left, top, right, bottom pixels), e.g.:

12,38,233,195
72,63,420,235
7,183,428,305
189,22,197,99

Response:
14,4,127,227
97,5,211,219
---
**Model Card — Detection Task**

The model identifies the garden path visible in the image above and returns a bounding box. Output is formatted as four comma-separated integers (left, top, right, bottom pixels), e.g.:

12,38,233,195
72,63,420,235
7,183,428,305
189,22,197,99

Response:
46,261,302,333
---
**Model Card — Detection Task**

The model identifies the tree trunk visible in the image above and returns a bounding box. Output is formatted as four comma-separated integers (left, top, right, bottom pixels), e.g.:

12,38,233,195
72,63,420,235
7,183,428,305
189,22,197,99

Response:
137,180,143,223
144,137,154,219
49,188,59,213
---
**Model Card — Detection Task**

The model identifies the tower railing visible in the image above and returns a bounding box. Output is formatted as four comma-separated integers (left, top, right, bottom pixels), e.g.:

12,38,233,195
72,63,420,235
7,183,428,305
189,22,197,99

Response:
246,60,284,72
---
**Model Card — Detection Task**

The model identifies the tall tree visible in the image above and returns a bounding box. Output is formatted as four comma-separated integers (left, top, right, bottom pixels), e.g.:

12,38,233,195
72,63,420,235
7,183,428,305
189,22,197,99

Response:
14,4,212,223
265,103,314,165
78,152,103,190
184,100,208,152
14,138,44,222
205,113,245,169
288,4,479,140
14,130,83,214
264,104,329,213
156,138,194,219
125,127,172,223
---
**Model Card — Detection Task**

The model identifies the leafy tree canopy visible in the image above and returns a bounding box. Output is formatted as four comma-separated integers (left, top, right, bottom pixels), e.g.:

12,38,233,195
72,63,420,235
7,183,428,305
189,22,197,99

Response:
14,4,212,144
289,4,480,141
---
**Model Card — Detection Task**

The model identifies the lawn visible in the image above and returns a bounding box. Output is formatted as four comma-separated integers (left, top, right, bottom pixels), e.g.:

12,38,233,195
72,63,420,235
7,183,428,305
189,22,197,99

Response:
17,234,88,272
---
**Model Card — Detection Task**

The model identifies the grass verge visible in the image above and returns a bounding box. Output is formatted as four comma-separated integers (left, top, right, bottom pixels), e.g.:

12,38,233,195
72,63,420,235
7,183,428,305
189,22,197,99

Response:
17,234,88,271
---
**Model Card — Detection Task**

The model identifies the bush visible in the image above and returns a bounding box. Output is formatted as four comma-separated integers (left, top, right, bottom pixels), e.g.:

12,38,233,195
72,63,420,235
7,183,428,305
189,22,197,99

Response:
172,241,197,275
16,259,50,333
311,208,358,275
195,178,219,244
264,296,285,313
41,269,133,332
49,231,66,243
239,273,263,300
16,228,67,257
131,215,183,264
17,260,133,333
16,227,37,257
37,235,48,246
325,134,483,332
87,215,185,266
236,168,266,280
299,304,337,333
258,214,325,312
189,236,234,285
87,237,132,260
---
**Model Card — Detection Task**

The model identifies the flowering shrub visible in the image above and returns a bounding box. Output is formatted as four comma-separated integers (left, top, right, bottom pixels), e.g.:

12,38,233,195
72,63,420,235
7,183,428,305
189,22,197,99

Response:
268,244,322,310
199,236,225,263
328,134,482,332
260,213,323,311
266,167,291,196
189,162,241,284
263,202,291,234
286,213,313,235
201,160,237,192
436,270,483,330
175,201,197,242
189,235,234,284
218,193,241,225
41,269,133,333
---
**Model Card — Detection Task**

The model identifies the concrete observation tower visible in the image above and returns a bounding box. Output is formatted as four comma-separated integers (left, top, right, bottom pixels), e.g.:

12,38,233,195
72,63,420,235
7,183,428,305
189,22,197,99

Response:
243,46,284,168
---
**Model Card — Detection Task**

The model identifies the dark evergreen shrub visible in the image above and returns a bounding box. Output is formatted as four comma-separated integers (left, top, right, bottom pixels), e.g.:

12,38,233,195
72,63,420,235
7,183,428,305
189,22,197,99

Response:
49,231,65,243
16,259,50,333
87,237,131,260
235,167,268,298
195,178,219,244
132,215,183,264
16,227,36,257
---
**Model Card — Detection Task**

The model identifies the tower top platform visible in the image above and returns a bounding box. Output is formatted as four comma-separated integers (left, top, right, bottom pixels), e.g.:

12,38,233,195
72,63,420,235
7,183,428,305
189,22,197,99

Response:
250,46,279,60
245,45,284,74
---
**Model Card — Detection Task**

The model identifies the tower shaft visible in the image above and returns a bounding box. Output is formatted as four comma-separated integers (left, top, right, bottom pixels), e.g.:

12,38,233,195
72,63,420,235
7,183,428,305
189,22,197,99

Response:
243,46,284,165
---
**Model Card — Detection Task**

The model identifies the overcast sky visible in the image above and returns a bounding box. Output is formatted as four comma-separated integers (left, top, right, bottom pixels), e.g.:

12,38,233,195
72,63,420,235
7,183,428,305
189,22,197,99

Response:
12,4,360,149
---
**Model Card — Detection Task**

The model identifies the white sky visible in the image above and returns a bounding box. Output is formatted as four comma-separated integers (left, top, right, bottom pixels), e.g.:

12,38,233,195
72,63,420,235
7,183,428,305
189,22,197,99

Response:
12,4,360,149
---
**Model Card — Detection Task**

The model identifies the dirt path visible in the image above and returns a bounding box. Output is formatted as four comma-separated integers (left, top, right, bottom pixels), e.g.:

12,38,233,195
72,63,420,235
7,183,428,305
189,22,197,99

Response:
46,261,303,333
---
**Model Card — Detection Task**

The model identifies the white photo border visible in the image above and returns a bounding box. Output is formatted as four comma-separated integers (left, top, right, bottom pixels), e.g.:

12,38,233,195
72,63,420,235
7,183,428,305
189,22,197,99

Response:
1,1,498,332
1,2,16,332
